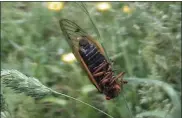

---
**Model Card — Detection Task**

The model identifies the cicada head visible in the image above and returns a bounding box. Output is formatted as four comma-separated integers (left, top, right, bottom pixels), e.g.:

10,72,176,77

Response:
104,83,121,100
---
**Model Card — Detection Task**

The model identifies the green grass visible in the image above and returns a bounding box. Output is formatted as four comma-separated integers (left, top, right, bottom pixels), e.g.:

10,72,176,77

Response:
1,2,181,118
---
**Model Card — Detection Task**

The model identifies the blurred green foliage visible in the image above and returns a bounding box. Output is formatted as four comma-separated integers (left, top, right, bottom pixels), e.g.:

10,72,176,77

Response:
1,2,181,118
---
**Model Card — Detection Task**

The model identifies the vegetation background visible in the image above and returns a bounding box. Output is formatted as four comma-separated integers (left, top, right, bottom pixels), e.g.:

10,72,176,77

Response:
1,2,181,118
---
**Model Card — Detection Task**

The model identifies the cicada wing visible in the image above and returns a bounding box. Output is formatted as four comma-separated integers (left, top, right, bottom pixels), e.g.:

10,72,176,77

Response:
59,19,87,50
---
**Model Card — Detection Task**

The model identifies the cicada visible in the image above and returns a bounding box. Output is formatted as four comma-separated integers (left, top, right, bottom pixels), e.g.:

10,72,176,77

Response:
59,3,127,100
59,18,127,100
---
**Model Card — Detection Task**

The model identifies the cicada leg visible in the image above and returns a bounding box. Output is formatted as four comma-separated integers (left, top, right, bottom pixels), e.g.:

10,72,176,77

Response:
100,72,112,85
93,71,105,77
110,72,125,84
122,80,128,84
93,61,108,74
117,72,128,84
93,65,112,77
107,65,112,71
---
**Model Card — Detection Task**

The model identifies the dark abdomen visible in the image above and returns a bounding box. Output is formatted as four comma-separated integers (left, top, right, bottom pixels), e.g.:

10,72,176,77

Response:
79,43,106,83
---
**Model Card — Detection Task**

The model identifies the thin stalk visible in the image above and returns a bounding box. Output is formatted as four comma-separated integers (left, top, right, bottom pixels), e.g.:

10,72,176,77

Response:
51,90,114,118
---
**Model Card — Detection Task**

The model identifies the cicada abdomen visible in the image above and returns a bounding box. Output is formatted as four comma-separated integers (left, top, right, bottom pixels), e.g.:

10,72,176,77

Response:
59,19,127,100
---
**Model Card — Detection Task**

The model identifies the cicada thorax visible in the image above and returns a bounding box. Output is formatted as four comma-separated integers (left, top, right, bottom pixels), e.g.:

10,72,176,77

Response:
76,36,127,100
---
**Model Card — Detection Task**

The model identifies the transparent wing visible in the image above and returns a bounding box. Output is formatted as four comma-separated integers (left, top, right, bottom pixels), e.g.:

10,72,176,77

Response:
59,19,87,51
